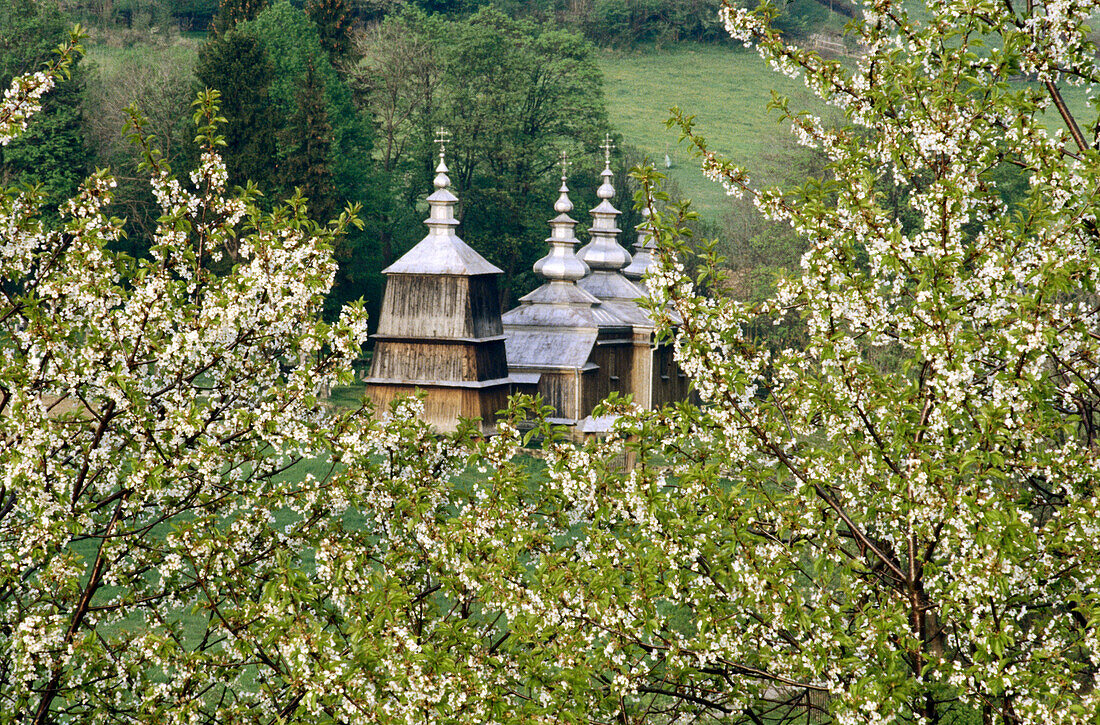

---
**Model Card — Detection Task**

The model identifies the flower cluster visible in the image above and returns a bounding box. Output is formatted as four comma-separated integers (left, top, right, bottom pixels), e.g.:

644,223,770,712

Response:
0,72,54,147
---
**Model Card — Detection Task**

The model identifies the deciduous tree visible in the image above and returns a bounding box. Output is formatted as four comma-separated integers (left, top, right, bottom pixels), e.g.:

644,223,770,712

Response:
0,0,90,212
10,0,1100,721
84,42,201,257
345,5,609,306
0,43,393,722
195,0,381,316
0,48,578,724
460,0,1100,721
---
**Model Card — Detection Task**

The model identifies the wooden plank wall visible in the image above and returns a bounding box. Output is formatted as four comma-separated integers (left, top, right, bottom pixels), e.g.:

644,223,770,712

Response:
367,383,511,433
537,372,578,419
590,340,635,403
651,342,691,407
370,339,509,382
377,274,504,339
466,276,506,337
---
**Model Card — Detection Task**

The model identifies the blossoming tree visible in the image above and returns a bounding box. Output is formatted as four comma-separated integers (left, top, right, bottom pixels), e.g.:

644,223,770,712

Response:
451,0,1100,721
0,31,529,723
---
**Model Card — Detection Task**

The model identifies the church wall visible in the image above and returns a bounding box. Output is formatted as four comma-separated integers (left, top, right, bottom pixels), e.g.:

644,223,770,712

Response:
465,276,507,338
535,371,579,420
629,336,653,410
376,275,503,339
651,341,691,407
580,367,602,416
590,339,633,404
367,382,511,434
369,339,509,383
469,385,513,424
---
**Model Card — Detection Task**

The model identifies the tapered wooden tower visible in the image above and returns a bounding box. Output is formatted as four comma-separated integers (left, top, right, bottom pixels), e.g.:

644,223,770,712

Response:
503,155,632,428
576,136,690,411
365,144,512,432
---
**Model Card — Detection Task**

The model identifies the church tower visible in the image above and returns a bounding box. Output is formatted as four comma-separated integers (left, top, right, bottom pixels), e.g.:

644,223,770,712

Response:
622,206,657,285
574,136,660,407
364,137,513,432
503,154,632,428
575,135,647,318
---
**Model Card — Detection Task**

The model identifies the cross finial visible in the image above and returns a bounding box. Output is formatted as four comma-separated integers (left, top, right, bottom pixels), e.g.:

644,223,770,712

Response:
434,126,451,159
560,150,571,182
600,133,615,168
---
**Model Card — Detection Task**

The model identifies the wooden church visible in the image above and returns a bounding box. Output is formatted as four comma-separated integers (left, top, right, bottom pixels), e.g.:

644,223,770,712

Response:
501,156,635,428
363,147,513,433
364,136,688,435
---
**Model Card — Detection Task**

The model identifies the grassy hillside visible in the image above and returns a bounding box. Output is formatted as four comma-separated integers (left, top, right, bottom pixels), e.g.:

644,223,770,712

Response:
598,43,832,221
599,42,1098,224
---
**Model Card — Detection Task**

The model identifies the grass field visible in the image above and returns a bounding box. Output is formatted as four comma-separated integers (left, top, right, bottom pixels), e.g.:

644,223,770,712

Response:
83,35,200,78
598,43,833,221
599,42,1099,224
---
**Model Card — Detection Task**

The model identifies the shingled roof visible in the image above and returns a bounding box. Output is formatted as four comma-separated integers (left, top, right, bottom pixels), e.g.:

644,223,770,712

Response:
382,181,502,276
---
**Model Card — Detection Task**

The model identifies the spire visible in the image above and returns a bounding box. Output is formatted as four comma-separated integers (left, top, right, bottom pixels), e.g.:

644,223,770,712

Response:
382,128,501,276
578,133,631,271
622,205,657,281
534,151,589,284
425,126,458,240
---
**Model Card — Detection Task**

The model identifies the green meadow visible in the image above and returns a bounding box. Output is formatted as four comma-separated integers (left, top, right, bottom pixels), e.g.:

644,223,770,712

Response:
598,42,834,221
599,42,1100,224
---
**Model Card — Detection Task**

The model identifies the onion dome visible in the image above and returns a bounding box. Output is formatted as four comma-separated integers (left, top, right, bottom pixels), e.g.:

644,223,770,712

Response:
382,136,500,276
577,134,632,271
533,157,590,284
622,205,657,282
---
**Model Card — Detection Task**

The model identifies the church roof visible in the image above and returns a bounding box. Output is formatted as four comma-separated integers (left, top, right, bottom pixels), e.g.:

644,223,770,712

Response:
381,157,502,277
382,231,502,276
576,271,646,301
502,296,626,328
505,328,601,369
519,282,599,306
598,298,657,328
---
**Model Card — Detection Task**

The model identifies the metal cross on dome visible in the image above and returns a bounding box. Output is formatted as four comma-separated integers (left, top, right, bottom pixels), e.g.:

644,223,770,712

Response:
600,133,615,167
434,127,451,158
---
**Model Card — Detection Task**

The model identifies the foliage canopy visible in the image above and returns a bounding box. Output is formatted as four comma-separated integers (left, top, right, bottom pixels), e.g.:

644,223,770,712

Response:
6,0,1100,722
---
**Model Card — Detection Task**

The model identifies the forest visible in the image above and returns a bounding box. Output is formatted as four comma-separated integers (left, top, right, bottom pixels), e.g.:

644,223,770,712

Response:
0,0,845,328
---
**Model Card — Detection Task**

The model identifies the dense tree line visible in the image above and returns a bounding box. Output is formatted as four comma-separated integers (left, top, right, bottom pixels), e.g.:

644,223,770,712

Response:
8,0,616,323
65,0,841,53
7,0,839,325
38,0,849,328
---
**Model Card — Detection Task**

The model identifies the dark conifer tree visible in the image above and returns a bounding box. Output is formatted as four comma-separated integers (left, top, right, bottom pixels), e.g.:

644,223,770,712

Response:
305,0,352,60
281,62,338,223
195,31,280,195
213,0,268,34
0,0,90,214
